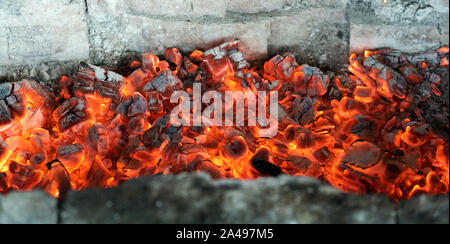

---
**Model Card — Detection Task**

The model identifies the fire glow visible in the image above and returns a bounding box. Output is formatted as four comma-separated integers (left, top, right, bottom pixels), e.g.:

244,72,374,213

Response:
0,41,448,201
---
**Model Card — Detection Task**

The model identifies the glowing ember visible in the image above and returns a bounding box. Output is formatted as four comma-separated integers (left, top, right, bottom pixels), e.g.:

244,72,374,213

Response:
0,41,448,201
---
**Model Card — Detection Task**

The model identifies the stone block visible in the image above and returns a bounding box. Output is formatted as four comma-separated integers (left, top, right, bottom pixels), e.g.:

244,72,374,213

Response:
89,14,271,65
348,0,449,25
227,0,297,13
350,24,449,53
268,8,349,71
87,0,229,18
227,0,350,13
60,173,397,224
0,190,57,224
0,27,8,64
0,0,89,65
398,194,449,224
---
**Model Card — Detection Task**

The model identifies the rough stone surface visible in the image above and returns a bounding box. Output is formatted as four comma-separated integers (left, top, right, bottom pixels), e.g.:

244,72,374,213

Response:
398,194,449,224
348,0,449,25
227,0,297,13
61,173,397,224
87,12,272,66
0,0,90,65
0,190,57,224
350,24,449,53
1,0,448,74
227,0,350,13
268,8,349,71
126,0,229,17
0,174,447,224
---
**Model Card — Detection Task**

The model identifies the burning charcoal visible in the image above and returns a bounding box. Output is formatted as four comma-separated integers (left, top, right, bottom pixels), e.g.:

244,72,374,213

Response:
264,55,284,79
224,136,248,160
382,159,407,184
127,93,149,117
15,79,55,109
87,124,109,156
0,100,13,125
144,70,183,98
29,129,51,153
376,50,408,68
74,63,123,103
45,159,71,198
202,40,249,70
228,49,250,70
293,64,330,97
142,53,160,77
30,153,46,165
271,140,289,159
337,97,367,119
126,68,152,93
287,155,313,173
250,147,282,176
0,172,7,193
54,98,87,132
147,91,163,114
399,64,423,84
165,124,183,143
334,74,357,94
313,147,332,163
363,55,408,99
94,79,122,104
117,97,133,117
407,51,441,66
283,125,297,142
177,67,188,80
201,57,234,83
85,157,115,188
130,146,155,163
353,86,376,103
165,48,183,69
400,124,429,147
290,97,316,126
8,161,43,191
5,94,24,115
143,123,166,149
0,82,27,124
341,141,381,169
252,147,271,163
183,57,199,75
127,116,147,135
351,115,379,139
295,130,315,149
189,50,204,63
187,156,225,179
275,56,298,81
334,164,373,194
57,144,85,169
198,160,226,179
251,159,282,177
123,134,142,155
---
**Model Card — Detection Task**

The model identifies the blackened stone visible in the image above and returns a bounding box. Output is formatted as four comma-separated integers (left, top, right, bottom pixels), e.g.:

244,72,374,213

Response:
398,194,449,224
60,174,398,224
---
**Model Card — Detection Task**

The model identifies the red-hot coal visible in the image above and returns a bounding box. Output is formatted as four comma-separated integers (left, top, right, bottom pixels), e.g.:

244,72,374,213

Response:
0,41,448,201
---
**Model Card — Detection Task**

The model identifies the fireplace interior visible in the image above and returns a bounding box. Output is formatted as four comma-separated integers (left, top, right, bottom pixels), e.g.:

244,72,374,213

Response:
0,0,449,224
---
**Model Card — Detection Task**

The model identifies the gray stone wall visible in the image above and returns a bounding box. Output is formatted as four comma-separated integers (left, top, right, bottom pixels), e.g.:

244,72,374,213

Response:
0,0,448,84
0,173,448,224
